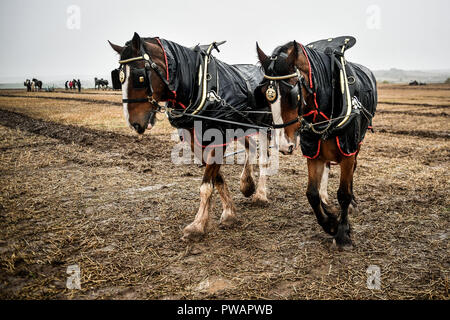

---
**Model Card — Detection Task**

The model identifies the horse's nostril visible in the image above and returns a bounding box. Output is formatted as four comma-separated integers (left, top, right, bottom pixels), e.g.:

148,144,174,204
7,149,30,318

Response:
288,145,294,154
132,123,144,134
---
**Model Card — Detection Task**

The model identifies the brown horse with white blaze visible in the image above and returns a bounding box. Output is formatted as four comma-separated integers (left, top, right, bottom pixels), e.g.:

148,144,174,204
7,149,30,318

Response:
256,39,377,247
109,33,273,241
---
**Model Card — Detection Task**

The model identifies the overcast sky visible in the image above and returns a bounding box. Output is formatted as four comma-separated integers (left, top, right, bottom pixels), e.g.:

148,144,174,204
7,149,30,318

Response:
0,0,449,81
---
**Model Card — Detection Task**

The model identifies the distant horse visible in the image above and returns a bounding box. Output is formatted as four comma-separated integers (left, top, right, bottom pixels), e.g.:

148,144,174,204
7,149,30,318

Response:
409,80,426,86
94,77,109,90
109,33,272,241
255,37,377,247
32,78,42,91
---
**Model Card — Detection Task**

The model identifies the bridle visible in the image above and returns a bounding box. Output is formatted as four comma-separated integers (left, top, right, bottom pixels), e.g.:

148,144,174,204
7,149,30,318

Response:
262,55,313,129
118,42,171,112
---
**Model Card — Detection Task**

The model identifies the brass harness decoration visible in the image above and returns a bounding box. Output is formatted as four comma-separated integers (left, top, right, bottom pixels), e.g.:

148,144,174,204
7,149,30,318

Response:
265,84,277,102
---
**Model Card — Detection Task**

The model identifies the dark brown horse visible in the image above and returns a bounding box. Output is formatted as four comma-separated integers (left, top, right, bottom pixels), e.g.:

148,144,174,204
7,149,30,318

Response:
109,33,273,241
256,39,377,247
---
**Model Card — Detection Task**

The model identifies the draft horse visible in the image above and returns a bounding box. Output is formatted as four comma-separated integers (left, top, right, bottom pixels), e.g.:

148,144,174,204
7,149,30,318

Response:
109,33,272,241
256,37,377,247
31,78,42,91
94,77,109,90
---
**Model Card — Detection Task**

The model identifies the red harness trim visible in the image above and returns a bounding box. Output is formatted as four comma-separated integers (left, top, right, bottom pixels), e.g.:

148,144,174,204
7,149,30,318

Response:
299,43,329,159
336,136,358,157
303,140,322,160
299,44,313,90
299,43,372,159
155,38,177,100
299,45,330,123
155,38,169,81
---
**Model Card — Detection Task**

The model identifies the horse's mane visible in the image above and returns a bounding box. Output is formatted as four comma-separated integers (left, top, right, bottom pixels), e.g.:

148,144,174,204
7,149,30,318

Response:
120,37,157,60
261,41,296,77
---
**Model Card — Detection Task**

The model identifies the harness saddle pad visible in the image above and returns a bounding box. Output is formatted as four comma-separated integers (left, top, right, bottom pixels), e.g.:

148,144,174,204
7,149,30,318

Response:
300,38,377,158
160,39,268,147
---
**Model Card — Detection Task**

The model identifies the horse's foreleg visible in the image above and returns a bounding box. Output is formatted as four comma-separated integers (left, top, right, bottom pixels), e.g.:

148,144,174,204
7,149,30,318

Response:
252,133,270,204
182,151,221,242
350,154,358,212
216,171,237,228
306,159,338,236
319,162,331,205
239,137,256,198
335,156,355,247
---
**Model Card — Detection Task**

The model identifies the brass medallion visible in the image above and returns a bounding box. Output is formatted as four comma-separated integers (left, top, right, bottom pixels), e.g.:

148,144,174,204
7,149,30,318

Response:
266,85,277,102
119,70,125,83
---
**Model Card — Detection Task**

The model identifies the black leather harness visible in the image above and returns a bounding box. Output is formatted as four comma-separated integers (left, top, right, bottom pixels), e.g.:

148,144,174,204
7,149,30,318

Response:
259,36,377,158
260,58,313,129
118,42,171,111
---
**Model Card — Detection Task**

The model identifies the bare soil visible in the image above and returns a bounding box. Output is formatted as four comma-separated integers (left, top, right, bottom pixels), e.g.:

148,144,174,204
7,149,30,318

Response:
0,85,448,299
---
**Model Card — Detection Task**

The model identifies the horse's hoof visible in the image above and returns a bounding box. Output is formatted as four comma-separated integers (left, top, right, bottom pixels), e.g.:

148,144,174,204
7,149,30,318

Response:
321,217,339,236
240,178,256,198
182,224,205,242
219,213,238,228
331,238,353,251
252,193,269,205
349,203,359,215
334,223,353,249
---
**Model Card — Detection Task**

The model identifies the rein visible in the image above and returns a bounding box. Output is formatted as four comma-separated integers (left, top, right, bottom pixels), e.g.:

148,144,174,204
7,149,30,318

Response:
261,67,313,130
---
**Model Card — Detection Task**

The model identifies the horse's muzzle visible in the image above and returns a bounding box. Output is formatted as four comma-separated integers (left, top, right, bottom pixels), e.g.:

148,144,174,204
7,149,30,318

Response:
132,123,145,134
280,144,295,155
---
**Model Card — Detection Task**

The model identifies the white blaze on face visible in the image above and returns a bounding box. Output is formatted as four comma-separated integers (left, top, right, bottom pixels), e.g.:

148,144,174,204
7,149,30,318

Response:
270,87,293,153
121,65,132,128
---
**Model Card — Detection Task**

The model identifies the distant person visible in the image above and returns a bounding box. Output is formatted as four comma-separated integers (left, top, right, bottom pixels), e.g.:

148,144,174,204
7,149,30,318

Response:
65,81,69,90
69,81,73,90
77,79,81,92
24,79,31,92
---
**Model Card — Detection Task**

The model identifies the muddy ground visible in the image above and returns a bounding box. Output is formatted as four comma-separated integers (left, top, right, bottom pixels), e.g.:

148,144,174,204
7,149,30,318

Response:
0,84,448,299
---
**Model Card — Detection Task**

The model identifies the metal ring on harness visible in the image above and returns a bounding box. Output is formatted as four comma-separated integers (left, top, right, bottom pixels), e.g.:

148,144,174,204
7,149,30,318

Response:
348,76,356,85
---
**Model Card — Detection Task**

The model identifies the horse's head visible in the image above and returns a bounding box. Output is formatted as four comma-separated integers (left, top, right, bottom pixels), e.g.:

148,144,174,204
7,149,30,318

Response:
108,32,171,135
256,41,310,155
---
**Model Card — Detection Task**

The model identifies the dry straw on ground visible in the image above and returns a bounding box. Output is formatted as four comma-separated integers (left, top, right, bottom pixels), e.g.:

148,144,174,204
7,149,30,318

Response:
0,85,448,299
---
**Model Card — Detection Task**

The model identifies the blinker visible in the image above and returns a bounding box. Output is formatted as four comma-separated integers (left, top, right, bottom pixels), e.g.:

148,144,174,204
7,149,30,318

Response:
131,68,148,89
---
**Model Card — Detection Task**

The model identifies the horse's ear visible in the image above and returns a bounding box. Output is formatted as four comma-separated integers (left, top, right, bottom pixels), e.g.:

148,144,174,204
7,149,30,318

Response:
108,40,123,54
256,42,268,63
132,32,141,49
287,40,299,66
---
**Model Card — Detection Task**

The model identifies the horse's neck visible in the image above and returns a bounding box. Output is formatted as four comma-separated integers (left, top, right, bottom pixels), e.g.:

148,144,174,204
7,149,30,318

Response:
158,39,200,107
